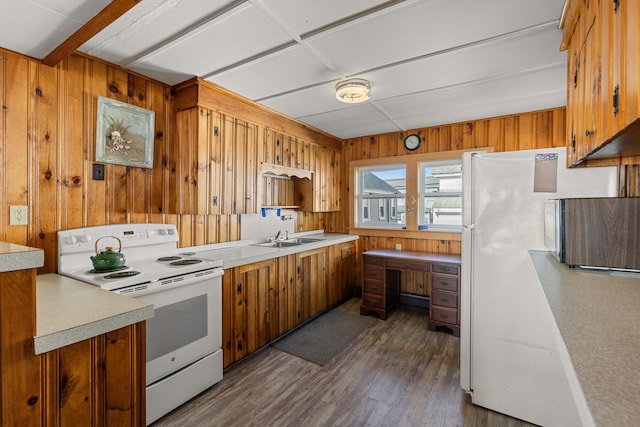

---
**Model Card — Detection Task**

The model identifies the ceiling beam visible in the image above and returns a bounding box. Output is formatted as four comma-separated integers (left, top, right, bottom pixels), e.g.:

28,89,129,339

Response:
42,0,141,67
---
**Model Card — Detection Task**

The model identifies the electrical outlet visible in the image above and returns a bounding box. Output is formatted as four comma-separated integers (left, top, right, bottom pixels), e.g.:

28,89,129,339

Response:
92,163,105,180
395,243,402,251
10,205,28,225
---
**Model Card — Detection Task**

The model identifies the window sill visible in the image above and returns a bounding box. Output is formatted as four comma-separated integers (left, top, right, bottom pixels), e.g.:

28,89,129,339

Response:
349,227,461,241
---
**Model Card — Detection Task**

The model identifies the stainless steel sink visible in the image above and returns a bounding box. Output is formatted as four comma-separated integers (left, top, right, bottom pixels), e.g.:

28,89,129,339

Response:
253,241,302,248
251,237,324,248
284,237,324,244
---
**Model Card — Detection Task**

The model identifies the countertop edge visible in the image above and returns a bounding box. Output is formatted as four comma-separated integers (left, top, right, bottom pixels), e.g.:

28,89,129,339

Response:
34,273,153,355
34,305,153,354
185,232,358,269
0,242,44,272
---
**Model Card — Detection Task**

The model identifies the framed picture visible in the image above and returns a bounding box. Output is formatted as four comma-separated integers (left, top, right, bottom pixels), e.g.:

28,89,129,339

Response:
95,96,155,168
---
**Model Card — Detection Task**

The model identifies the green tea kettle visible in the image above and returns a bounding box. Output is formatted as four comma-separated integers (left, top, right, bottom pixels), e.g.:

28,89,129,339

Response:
90,236,126,271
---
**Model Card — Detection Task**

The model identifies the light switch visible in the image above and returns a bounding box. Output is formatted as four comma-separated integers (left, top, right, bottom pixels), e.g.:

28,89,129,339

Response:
10,205,28,225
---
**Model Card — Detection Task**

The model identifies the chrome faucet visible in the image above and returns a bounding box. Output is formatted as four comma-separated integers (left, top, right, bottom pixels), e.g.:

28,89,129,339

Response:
273,230,288,241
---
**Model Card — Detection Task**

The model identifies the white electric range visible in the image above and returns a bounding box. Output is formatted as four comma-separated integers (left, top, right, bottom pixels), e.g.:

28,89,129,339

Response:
57,223,224,425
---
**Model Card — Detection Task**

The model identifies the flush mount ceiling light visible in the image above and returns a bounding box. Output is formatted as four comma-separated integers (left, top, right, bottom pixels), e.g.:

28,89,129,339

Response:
335,78,371,103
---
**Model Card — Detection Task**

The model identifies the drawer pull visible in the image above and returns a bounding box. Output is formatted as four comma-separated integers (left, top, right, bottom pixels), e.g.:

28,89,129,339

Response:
440,314,449,319
403,263,410,268
440,298,449,303
371,285,377,290
368,299,377,305
370,272,377,276
439,281,449,287
347,250,352,255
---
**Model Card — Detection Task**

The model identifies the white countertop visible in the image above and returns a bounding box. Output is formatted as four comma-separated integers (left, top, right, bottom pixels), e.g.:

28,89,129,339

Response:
529,251,640,427
183,231,358,268
0,241,44,272
34,273,153,354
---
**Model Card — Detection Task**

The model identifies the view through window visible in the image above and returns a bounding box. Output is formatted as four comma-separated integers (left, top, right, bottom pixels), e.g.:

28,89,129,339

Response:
357,165,406,228
419,159,462,230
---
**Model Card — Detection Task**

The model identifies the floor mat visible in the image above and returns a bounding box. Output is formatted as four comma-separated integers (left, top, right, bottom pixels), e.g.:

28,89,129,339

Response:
271,309,378,366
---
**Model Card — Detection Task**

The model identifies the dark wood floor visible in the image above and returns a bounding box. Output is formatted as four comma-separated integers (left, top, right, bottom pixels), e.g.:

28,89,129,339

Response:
152,298,536,427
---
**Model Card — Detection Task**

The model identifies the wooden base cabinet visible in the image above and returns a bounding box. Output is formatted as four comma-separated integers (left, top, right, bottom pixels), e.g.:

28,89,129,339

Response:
0,268,146,427
221,242,355,368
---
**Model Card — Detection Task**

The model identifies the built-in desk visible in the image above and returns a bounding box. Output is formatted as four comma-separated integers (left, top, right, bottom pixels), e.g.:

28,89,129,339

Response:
361,249,461,335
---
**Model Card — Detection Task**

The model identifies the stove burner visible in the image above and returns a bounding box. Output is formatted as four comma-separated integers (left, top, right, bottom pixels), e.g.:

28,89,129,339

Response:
170,259,202,266
103,271,141,280
180,252,196,256
157,256,181,262
89,266,129,274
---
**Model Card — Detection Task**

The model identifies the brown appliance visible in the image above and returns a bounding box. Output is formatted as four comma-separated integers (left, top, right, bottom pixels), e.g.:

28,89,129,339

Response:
554,197,640,270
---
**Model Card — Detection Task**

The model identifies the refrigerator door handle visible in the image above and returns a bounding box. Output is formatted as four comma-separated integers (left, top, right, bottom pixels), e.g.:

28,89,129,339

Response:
462,224,475,229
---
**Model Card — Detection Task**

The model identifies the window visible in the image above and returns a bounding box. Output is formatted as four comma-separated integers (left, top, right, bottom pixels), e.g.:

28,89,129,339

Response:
419,159,462,231
356,164,406,228
350,149,471,234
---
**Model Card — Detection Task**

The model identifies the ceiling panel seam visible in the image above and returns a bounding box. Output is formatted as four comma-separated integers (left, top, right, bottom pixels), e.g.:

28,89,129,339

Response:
120,0,250,67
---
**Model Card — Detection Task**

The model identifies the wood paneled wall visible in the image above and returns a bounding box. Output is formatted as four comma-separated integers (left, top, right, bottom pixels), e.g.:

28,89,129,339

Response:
0,49,333,273
2,47,636,272
336,108,569,255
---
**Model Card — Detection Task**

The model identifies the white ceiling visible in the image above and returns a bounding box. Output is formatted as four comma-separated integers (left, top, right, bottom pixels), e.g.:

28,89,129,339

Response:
0,0,568,139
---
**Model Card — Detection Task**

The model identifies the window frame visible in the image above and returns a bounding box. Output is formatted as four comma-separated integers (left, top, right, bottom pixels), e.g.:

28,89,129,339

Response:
349,148,486,239
354,163,406,229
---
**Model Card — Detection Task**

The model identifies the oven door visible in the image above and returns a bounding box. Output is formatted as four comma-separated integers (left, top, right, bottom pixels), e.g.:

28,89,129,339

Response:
136,271,222,385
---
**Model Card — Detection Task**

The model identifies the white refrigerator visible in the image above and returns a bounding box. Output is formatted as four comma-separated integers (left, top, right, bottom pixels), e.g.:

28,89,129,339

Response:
460,148,617,426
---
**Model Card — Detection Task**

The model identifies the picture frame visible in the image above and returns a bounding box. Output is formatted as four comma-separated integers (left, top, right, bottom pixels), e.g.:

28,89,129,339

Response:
95,96,155,168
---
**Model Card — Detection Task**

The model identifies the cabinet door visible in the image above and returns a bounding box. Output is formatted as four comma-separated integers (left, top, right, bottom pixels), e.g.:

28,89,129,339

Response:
297,248,328,321
221,115,258,214
277,254,298,334
238,259,276,356
223,260,276,366
339,241,358,301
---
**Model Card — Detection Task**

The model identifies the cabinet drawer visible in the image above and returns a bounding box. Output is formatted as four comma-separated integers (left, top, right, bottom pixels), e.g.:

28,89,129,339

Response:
363,256,384,266
363,265,384,280
431,290,457,308
432,273,458,292
432,263,459,275
385,259,430,272
362,293,384,309
363,280,384,296
430,306,457,325
341,244,356,260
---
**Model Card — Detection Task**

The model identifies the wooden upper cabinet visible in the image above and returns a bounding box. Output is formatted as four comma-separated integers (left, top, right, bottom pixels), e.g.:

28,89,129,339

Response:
562,0,640,165
221,115,259,214
294,146,342,212
173,108,259,215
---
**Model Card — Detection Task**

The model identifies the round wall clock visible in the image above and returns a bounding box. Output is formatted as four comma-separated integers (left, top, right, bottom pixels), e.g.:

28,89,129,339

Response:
404,133,421,151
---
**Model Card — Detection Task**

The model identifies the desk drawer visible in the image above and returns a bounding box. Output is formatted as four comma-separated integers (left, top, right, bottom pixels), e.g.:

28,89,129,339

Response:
363,255,384,266
363,280,384,296
432,263,459,275
431,290,457,308
385,259,430,272
362,293,384,309
431,306,457,325
432,273,458,292
363,265,384,280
